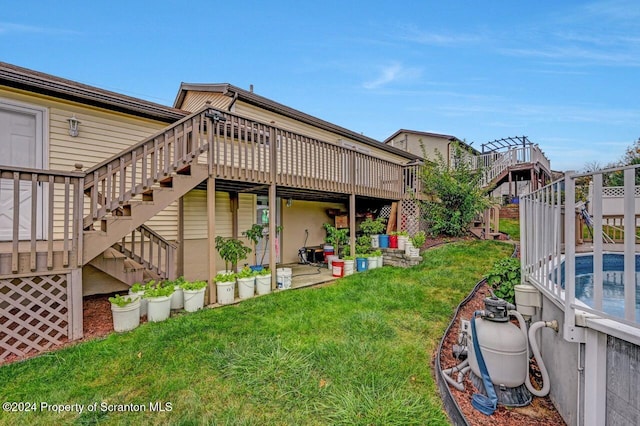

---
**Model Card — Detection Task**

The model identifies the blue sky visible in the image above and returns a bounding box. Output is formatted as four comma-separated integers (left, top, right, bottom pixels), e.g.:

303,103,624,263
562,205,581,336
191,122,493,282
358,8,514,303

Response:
2,0,638,171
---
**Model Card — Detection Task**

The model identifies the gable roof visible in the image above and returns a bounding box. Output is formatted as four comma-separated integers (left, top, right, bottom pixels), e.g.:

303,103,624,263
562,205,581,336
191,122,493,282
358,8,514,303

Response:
0,62,187,123
384,129,458,143
174,83,421,161
384,129,479,155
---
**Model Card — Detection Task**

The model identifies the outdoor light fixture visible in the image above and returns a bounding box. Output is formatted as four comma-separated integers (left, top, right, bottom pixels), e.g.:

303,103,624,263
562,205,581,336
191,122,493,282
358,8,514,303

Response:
286,198,293,207
67,115,81,137
205,109,227,123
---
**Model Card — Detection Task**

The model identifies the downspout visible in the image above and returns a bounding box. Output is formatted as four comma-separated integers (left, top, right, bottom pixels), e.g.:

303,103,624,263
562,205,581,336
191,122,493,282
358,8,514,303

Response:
227,89,239,112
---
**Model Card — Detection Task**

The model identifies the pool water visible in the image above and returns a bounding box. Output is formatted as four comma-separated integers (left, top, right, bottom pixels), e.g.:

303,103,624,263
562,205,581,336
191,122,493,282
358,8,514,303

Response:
559,253,640,322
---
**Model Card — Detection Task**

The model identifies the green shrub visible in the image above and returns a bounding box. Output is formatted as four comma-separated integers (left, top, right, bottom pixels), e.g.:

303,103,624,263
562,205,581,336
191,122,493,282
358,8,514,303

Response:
484,257,520,304
419,142,492,237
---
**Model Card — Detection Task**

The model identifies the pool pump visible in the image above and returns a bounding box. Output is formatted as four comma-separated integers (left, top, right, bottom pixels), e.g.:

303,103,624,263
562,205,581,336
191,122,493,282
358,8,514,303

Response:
441,292,558,415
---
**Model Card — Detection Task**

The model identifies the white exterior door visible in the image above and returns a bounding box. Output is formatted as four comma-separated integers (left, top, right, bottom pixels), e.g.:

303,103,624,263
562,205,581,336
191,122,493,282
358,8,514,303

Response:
0,100,46,241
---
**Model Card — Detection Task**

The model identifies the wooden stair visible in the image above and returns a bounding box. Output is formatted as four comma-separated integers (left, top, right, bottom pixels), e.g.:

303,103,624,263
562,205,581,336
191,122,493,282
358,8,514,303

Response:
88,247,144,286
83,163,207,264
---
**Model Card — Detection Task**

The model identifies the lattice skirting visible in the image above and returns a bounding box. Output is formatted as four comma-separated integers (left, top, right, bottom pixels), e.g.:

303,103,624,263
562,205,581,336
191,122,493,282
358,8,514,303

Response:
0,274,69,361
401,199,427,235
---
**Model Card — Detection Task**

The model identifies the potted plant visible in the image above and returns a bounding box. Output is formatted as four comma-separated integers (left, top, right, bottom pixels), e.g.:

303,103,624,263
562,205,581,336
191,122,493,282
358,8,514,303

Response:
236,266,256,300
215,236,252,272
408,231,426,257
166,277,185,310
180,279,208,312
215,271,236,305
129,281,152,318
397,230,409,251
388,231,399,249
372,249,384,268
323,223,349,258
360,217,386,249
144,283,174,322
355,253,368,272
255,267,272,295
367,252,378,270
242,224,283,271
342,255,355,276
109,293,140,332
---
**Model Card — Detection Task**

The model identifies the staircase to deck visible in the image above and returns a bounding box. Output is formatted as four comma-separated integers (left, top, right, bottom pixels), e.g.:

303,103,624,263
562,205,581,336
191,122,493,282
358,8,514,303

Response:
81,110,214,286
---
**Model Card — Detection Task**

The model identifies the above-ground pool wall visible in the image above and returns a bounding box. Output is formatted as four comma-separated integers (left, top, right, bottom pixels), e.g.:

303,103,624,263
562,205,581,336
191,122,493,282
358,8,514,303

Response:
537,293,580,426
606,336,640,424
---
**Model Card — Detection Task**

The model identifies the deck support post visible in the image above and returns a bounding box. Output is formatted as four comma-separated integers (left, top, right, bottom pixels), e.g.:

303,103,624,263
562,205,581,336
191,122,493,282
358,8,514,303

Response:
177,196,184,277
349,193,356,257
269,183,277,289
207,177,217,304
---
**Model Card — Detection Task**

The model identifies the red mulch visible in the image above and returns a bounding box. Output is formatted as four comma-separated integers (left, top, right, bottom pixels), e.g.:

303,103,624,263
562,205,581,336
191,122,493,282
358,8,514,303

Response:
1,293,131,366
436,277,566,425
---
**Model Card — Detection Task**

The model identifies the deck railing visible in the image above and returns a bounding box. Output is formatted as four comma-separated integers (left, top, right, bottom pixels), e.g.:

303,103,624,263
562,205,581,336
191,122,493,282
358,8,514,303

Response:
0,166,84,275
520,165,640,342
84,107,417,231
114,224,176,280
475,144,550,187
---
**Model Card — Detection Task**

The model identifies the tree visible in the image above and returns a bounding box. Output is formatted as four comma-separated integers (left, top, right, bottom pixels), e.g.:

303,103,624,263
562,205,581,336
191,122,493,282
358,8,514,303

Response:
602,137,640,186
419,142,493,237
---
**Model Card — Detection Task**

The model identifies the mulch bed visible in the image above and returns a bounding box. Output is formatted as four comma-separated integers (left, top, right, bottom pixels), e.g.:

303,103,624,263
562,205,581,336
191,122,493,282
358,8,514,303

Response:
434,244,566,425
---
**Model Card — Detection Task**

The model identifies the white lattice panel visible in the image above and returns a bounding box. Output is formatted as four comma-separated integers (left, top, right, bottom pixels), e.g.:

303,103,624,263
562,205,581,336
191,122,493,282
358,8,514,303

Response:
602,186,640,197
401,200,427,235
0,274,68,361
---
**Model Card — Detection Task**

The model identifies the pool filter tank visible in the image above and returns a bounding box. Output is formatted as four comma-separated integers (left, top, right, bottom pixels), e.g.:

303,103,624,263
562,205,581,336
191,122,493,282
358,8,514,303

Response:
467,296,528,389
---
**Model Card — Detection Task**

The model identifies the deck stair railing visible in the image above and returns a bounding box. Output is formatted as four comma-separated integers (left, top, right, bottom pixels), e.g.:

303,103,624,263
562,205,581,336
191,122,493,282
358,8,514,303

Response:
113,224,176,281
520,165,640,343
473,144,550,188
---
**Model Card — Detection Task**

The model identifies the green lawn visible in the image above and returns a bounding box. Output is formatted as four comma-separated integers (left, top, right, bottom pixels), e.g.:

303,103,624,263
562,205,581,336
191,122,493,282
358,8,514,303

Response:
0,241,513,426
499,218,520,241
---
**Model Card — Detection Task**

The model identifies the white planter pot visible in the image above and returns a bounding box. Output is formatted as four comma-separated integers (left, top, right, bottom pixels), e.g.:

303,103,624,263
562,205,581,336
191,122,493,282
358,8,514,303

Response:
377,255,384,267
405,241,414,255
256,275,272,295
408,247,420,257
398,235,409,251
111,298,140,332
371,235,380,249
276,268,292,290
343,259,355,276
237,277,255,299
129,290,147,317
326,255,339,270
183,287,206,312
170,286,184,310
216,280,235,305
367,257,377,269
146,295,172,322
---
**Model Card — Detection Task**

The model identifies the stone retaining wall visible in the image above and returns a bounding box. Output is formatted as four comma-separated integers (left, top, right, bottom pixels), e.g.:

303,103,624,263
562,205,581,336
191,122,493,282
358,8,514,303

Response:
382,248,422,268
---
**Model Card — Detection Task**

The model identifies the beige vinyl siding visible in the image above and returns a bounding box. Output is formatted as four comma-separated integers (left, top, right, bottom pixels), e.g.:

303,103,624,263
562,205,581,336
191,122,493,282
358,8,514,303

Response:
234,102,409,164
180,91,232,113
183,189,256,271
0,87,178,240
183,190,255,240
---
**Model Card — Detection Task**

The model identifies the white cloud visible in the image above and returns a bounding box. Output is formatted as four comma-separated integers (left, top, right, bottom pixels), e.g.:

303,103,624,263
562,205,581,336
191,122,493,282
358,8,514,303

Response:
0,22,78,36
398,25,484,46
362,63,422,90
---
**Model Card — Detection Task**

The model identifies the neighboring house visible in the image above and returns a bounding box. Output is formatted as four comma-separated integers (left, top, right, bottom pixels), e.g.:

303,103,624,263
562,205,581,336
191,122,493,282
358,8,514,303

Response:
384,129,478,166
0,62,423,359
385,130,552,202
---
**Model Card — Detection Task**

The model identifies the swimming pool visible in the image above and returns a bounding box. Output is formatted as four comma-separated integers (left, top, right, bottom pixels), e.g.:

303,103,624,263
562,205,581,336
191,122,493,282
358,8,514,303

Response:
558,253,640,322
